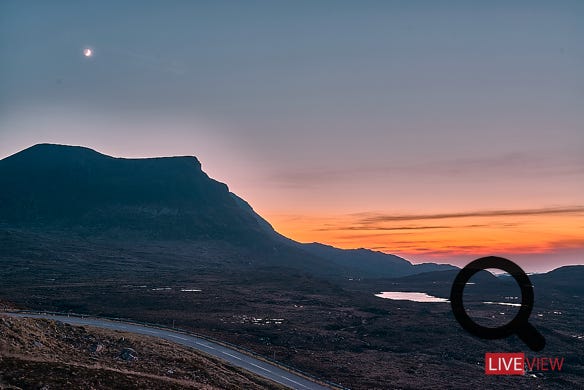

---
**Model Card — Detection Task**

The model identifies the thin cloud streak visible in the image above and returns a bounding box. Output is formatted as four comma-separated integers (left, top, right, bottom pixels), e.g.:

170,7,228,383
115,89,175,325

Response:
355,206,584,224
315,223,504,232
268,151,584,188
315,225,452,232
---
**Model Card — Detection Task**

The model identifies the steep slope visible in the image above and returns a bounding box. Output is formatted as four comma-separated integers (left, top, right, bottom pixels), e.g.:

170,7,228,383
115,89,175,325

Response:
231,193,456,277
0,143,455,278
0,144,264,242
0,315,284,390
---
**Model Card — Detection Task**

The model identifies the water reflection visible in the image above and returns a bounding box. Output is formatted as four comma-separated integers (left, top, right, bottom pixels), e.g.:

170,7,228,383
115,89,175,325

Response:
374,291,449,303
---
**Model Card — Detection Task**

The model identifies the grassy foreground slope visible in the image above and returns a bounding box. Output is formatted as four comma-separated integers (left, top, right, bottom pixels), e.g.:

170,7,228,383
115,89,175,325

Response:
0,315,285,390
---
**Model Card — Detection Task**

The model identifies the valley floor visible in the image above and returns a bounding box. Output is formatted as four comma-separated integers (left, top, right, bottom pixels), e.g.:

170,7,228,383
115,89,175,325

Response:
1,231,583,389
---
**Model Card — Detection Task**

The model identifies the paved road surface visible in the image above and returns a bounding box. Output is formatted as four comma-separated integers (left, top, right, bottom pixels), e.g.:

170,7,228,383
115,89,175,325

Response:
5,312,333,390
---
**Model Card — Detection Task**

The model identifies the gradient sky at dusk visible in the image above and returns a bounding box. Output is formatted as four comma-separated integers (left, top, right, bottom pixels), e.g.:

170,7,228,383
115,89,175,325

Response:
1,1,583,272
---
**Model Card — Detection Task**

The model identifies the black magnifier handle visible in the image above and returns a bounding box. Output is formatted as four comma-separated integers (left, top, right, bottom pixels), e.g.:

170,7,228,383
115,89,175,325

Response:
517,322,546,352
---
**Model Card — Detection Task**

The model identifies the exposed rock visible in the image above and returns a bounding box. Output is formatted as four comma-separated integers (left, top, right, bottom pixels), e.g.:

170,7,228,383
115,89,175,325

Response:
90,343,104,353
119,347,138,361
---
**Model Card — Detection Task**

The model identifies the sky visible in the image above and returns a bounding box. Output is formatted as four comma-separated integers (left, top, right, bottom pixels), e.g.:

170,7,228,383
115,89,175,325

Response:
1,1,582,272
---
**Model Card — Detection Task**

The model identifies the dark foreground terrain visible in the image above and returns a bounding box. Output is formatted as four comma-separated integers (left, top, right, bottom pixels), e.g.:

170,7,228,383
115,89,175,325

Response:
0,145,582,389
0,315,284,390
1,230,582,389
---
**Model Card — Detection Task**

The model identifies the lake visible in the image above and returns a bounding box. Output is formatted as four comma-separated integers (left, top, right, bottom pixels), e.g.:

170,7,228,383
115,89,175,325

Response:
374,291,449,303
374,291,525,308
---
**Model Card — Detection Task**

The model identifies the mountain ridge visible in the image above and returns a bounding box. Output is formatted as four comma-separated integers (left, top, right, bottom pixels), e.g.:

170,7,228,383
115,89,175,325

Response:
0,143,456,278
0,143,261,241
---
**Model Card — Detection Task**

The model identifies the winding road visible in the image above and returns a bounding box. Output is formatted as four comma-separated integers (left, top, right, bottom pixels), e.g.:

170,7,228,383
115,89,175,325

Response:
5,312,334,390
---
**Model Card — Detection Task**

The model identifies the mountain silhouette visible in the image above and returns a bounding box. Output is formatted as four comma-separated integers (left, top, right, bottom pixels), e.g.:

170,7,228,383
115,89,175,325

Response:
531,265,584,295
231,187,456,277
0,144,455,277
0,144,265,241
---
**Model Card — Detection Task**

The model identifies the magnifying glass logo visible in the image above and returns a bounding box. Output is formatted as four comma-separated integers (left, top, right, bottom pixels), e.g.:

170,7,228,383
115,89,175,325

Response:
450,256,546,351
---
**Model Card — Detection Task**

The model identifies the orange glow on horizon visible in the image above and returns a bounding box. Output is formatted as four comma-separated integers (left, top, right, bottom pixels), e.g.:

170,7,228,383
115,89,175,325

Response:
265,209,584,264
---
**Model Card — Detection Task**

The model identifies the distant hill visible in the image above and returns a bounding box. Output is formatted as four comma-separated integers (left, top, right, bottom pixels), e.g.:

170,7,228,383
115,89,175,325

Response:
531,265,584,295
379,265,584,301
297,243,456,278
231,192,456,277
390,269,462,284
0,144,455,278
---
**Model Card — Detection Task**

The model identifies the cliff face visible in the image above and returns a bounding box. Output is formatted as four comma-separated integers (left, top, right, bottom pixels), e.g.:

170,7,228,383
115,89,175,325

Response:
0,143,455,278
0,144,265,241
